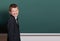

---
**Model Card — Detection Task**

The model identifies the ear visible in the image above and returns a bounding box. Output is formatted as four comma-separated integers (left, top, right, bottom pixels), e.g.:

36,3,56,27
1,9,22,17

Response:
9,11,11,14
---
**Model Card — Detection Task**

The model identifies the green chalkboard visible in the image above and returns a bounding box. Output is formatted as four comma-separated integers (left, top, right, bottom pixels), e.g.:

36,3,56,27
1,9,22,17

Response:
0,0,60,33
20,0,60,33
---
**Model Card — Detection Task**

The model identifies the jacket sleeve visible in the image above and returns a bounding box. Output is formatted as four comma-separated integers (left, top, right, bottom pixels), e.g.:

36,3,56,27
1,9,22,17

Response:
7,18,14,41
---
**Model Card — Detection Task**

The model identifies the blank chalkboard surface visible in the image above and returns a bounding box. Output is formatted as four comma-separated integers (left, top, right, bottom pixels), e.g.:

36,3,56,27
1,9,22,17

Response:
0,0,60,33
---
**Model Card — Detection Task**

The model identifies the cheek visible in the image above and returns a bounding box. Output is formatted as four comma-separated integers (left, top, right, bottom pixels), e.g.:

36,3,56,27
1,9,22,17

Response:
16,11,18,13
15,11,19,14
11,12,15,15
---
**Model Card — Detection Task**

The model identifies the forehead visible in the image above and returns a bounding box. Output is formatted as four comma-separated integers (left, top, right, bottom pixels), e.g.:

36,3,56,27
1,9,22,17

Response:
11,7,18,10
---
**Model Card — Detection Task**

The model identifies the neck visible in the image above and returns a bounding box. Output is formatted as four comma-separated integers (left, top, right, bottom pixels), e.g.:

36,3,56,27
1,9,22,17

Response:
10,15,17,19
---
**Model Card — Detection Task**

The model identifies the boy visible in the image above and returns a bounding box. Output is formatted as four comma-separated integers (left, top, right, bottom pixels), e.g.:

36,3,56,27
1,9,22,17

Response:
7,4,20,41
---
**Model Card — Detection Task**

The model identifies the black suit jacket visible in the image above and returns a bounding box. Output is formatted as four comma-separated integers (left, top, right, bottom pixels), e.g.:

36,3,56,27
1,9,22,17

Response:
7,15,20,41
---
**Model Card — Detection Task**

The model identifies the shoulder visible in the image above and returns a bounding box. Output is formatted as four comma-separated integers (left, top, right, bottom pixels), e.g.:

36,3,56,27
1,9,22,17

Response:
8,15,15,23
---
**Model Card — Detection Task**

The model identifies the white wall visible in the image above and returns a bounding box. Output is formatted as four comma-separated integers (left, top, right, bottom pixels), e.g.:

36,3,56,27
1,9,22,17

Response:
0,33,60,41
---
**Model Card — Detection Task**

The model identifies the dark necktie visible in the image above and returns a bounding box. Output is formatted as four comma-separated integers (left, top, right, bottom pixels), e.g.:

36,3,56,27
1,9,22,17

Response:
16,18,18,23
16,18,19,28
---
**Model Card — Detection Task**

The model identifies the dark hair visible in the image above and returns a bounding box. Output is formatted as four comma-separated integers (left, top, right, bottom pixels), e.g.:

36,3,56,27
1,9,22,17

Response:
9,4,18,11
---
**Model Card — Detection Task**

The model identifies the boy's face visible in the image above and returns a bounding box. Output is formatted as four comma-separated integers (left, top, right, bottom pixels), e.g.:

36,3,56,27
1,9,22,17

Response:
9,7,19,17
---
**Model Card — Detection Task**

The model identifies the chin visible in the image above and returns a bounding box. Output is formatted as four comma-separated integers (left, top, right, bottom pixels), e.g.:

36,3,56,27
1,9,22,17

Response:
15,16,17,17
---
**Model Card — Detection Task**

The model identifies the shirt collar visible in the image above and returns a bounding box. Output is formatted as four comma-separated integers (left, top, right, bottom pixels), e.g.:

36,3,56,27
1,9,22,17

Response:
15,16,17,20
